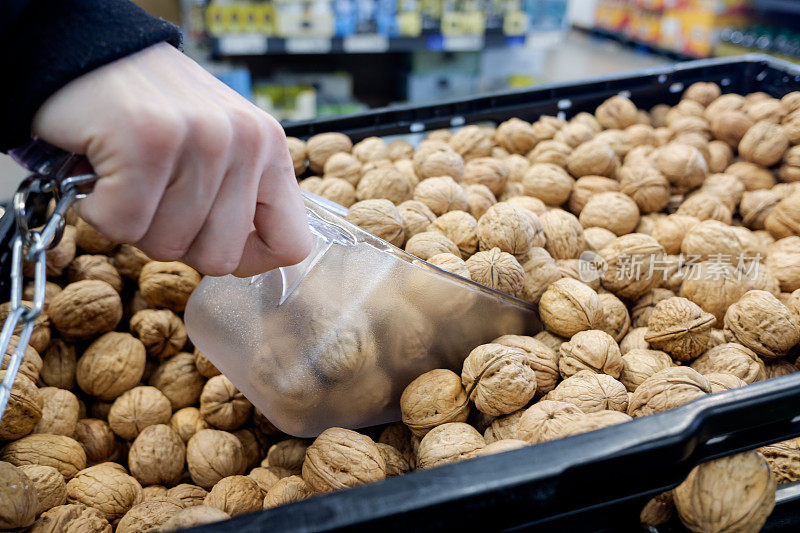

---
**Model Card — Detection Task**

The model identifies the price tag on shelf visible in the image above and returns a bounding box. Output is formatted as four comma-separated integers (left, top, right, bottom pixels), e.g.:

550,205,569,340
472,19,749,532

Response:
442,35,484,51
285,37,333,54
343,34,390,53
217,34,268,55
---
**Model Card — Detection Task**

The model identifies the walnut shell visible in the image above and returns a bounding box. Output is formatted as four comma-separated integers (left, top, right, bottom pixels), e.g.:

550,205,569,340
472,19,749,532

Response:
539,209,586,260
465,248,524,297
306,132,352,174
416,422,485,469
548,410,632,441
413,143,464,181
405,231,460,261
351,136,388,163
765,191,800,240
598,233,665,299
76,332,145,401
302,427,385,491
690,342,766,383
548,371,628,413
30,503,112,532
37,338,73,390
617,165,670,214
627,367,710,417
129,309,186,360
619,349,673,392
375,443,411,476
323,152,361,186
203,475,263,516
48,280,121,341
263,475,314,508
705,372,747,392
116,497,185,533
539,278,604,338
640,490,675,527
18,464,66,515
299,176,322,194
554,122,595,148
0,461,38,529
160,505,229,530
166,484,208,507
476,203,541,257
527,140,572,167
149,352,204,410
760,437,800,485
74,218,116,254
0,371,42,440
356,167,412,204
108,386,172,440
33,387,79,437
645,297,715,362
170,407,210,444
681,219,743,262
654,143,707,193
463,184,498,219
400,369,470,437
496,118,538,154
285,136,307,176
1,434,85,481
347,199,405,247
65,463,141,521
461,157,509,195
186,429,246,489
428,210,479,258
449,125,494,161
766,236,800,292
314,177,356,207
138,262,201,312
738,120,790,167
567,142,619,179
673,452,775,533
676,192,732,224
620,327,650,354
200,375,252,431
709,110,754,147
74,418,119,465
475,439,527,456
595,129,634,157
522,163,575,205
397,200,437,242
567,175,620,215
596,95,639,129
516,400,584,443
583,227,617,252
727,161,776,191
705,93,745,119
65,255,122,294
558,330,623,379
630,289,675,328
579,191,640,236
248,466,289,493
684,82,721,106
427,252,471,279
263,439,307,476
128,424,186,486
723,290,800,359
707,141,735,173
519,246,562,304
598,292,631,342
492,334,559,395
461,343,538,417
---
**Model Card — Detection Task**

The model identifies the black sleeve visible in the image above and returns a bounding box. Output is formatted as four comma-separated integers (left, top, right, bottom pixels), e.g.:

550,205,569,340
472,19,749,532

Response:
0,0,183,152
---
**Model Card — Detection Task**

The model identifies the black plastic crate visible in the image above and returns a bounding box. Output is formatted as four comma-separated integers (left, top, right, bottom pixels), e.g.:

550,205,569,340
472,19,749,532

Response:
202,55,800,532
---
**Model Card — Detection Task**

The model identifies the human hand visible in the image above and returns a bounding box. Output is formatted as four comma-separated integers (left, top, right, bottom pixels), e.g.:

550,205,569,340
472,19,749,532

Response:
31,42,311,277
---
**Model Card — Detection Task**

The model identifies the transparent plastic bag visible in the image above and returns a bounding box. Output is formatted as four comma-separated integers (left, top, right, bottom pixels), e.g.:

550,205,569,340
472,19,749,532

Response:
185,193,540,437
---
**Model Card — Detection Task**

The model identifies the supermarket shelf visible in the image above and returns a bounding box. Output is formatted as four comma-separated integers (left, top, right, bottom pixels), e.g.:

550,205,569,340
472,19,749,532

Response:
751,0,800,15
210,30,564,56
574,25,697,62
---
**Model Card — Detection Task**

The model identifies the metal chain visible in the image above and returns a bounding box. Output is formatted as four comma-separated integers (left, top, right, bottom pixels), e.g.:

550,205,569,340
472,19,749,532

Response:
0,173,96,419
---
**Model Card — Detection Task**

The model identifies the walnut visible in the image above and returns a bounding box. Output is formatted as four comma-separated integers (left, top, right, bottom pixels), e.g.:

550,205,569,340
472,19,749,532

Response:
690,342,766,384
160,505,229,530
30,503,112,532
138,262,201,312
463,184,497,219
404,231,460,260
640,490,675,527
538,278,603,338
681,219,743,262
779,145,800,182
247,466,288,493
186,430,245,489
74,419,118,465
766,236,800,292
620,327,650,354
428,210,479,258
482,410,522,444
413,176,468,216
299,176,322,194
306,132,352,173
33,387,79,437
736,120,790,167
596,95,639,129
568,175,621,215
583,227,617,252
527,140,572,167
0,301,48,354
426,253,470,279
653,143,707,193
709,110,754,147
356,167,412,204
474,439,527,457
617,165,670,214
371,443,409,477
301,427,385,491
107,386,171,440
520,163,574,206
312,177,355,207
699,173,744,212
263,475,314,508
382,140,412,162
726,161,776,191
760,437,800,484
675,192,732,225
704,93,745,119
627,367,710,417
116,497,185,533
749,98,787,123
165,484,208,507
0,370,41,440
461,157,509,195
1,434,85,482
76,332,145,401
496,118,538,154
516,248,560,305
539,209,586,259
36,224,76,277
126,424,186,487
516,400,583,443
645,297,715,362
18,464,66,515
261,439,306,476
788,288,800,322
284,136,307,176
449,125,494,161
400,369,469,437
413,143,464,181
554,122,595,148
683,82,721,106
674,451,775,533
148,353,203,410
200,475,263,517
567,142,619,179
594,129,633,158
199,375,252,431
189,351,218,382
785,91,800,113
128,309,186,360
322,152,361,186
597,292,630,342
64,463,141,521
46,280,120,341
460,343,538,417
630,288,674,328
765,190,800,240
505,154,531,181
74,218,116,254
66,255,122,293
169,407,209,444
396,200,437,242
706,141,734,173
677,261,746,327
571,111,603,133
619,349,673,392
491,336,556,398
350,136,387,163
666,99,705,124
465,248,524,297
765,358,798,380
549,410,633,441
598,233,665,299
416,422,485,469
476,203,541,257
577,192,640,237
0,461,38,529
723,290,800,359
548,370,628,413
532,116,566,141
704,372,747,392
558,330,623,380
347,199,405,247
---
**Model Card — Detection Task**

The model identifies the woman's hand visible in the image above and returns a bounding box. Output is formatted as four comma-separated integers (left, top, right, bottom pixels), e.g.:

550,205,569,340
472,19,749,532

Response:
32,42,311,277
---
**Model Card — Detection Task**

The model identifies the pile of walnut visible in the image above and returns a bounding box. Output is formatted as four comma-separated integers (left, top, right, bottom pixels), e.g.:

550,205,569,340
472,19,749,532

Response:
1,82,799,533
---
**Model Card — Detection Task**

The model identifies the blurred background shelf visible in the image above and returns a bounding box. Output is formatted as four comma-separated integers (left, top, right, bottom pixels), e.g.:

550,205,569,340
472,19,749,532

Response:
751,0,800,15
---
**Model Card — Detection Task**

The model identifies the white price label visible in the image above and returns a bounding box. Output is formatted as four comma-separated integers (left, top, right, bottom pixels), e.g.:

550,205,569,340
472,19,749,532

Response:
442,35,484,51
285,37,333,54
343,34,390,53
217,34,268,55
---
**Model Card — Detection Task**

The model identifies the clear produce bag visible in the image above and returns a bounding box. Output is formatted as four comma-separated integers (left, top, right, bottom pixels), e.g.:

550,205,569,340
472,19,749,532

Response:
185,193,539,437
